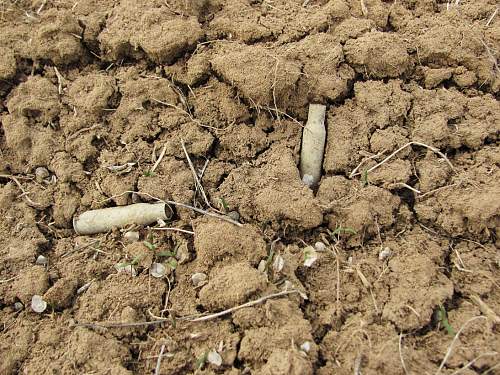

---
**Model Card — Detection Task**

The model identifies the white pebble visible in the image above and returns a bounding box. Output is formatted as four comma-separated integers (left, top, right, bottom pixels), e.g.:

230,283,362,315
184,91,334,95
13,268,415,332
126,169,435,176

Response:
191,272,208,287
314,241,326,252
300,341,311,353
257,259,267,273
150,263,166,278
35,255,48,265
379,247,392,261
207,350,222,366
14,302,24,311
31,295,47,313
35,167,49,183
123,231,140,242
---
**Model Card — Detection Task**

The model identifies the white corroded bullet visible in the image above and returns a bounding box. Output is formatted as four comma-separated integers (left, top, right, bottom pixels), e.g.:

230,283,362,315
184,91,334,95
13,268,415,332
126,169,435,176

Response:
73,203,168,235
300,104,326,187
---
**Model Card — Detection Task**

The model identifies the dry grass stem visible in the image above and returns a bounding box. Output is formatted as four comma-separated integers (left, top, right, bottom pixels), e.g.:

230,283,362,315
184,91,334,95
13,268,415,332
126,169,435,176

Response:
181,139,211,208
470,295,500,324
150,227,194,235
486,7,498,26
53,66,64,95
0,174,43,208
150,144,167,173
350,142,454,178
450,352,498,375
349,150,386,178
154,344,166,375
399,333,409,375
436,316,487,375
77,290,298,328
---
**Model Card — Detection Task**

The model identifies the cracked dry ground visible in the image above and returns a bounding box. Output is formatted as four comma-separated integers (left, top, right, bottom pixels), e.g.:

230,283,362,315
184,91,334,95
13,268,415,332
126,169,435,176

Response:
1,0,499,374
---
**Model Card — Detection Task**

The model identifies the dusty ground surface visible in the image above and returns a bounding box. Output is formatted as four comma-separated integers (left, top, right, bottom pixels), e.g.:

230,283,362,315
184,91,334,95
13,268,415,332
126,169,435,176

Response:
1,0,499,374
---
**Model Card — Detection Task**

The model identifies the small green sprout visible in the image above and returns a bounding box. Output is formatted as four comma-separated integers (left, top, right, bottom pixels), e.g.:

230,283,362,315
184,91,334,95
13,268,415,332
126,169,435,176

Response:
362,170,369,187
167,258,178,270
219,197,229,212
438,305,455,336
143,170,155,177
116,254,143,268
143,241,156,251
195,351,208,370
329,226,357,237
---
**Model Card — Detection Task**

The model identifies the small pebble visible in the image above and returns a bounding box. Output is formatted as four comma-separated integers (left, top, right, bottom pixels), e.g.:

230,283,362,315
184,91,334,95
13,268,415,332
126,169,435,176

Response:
300,341,311,353
379,247,392,261
257,259,267,273
35,167,49,183
14,302,24,311
123,231,140,242
191,272,208,287
314,241,326,252
150,263,166,278
31,295,47,313
207,350,222,366
35,255,48,266
228,211,240,221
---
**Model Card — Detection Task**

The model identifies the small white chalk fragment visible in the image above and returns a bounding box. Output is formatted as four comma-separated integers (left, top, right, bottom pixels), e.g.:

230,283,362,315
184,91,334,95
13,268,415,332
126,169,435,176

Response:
35,167,49,183
300,341,311,353
314,241,326,252
150,263,166,278
31,295,47,313
74,203,168,235
123,231,140,242
207,350,222,366
191,272,208,287
14,302,24,311
115,263,137,276
35,255,48,265
379,247,392,261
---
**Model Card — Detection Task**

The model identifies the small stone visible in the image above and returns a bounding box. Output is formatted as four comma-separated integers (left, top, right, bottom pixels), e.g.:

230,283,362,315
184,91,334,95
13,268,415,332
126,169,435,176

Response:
123,231,140,242
35,167,50,183
300,341,311,353
272,254,285,272
379,247,392,261
314,241,326,252
77,281,92,294
14,302,24,311
176,242,190,264
150,263,166,278
207,350,222,366
31,295,47,313
228,211,240,221
35,255,48,265
191,272,208,287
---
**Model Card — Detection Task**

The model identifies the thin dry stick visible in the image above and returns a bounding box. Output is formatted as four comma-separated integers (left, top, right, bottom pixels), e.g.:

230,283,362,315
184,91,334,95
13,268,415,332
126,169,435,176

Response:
151,98,219,131
398,183,421,194
435,316,487,375
67,124,100,141
351,142,454,178
450,352,498,375
0,174,42,208
349,150,386,178
154,344,166,375
486,7,498,26
399,333,410,375
53,66,64,95
77,290,298,328
99,190,242,227
181,139,211,208
150,227,195,235
150,144,167,173
183,290,299,323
